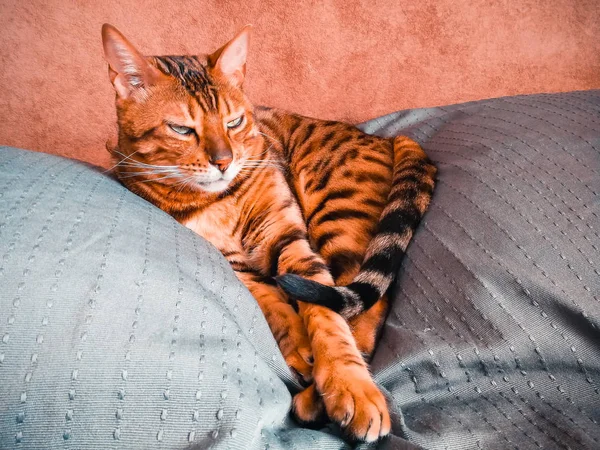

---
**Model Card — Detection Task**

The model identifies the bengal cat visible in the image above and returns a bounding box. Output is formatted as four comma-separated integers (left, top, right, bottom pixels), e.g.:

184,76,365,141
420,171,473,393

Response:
101,24,436,442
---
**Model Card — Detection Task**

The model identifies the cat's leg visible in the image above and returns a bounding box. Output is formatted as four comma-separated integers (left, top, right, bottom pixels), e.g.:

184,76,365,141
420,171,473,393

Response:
331,270,389,361
235,271,313,385
287,254,390,440
297,302,391,442
263,234,390,440
238,177,390,441
348,296,389,361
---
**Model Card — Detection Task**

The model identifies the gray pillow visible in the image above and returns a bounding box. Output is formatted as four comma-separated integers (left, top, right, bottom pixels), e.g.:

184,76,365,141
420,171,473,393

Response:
362,90,600,450
1,90,599,449
0,147,343,449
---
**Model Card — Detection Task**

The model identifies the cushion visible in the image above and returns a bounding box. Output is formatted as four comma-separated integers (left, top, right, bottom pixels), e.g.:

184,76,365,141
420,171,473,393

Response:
1,90,599,449
362,90,600,449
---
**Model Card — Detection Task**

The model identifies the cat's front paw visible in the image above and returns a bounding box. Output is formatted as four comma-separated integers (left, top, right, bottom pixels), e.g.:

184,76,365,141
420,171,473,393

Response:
292,384,327,425
278,317,314,386
318,373,390,443
285,347,313,386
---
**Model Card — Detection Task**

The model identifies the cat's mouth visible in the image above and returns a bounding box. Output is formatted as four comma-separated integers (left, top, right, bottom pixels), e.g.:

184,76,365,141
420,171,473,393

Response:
193,162,241,193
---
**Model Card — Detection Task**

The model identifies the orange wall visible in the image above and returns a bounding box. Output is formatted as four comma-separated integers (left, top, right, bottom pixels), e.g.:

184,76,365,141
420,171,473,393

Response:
1,0,599,167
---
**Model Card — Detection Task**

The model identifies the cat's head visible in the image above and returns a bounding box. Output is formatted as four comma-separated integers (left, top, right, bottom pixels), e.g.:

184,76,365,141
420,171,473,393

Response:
102,24,261,194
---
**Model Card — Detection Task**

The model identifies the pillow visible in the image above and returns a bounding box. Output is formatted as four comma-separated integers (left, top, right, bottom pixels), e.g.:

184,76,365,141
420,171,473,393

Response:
362,90,600,449
0,147,343,449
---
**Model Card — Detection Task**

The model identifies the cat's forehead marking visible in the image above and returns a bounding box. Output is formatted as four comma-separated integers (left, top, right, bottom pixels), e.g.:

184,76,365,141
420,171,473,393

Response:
179,103,195,124
154,55,219,112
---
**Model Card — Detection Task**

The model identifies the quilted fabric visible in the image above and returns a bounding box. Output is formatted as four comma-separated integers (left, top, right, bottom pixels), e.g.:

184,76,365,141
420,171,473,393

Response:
1,90,599,449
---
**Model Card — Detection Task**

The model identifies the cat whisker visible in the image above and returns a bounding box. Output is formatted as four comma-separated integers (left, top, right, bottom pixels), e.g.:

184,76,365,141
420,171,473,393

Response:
243,160,282,164
172,174,195,184
242,142,276,161
118,170,183,178
241,163,285,170
243,167,283,170
259,142,277,155
118,169,184,184
113,149,133,159
239,168,283,173
116,171,157,179
137,174,184,183
257,131,284,151
117,170,182,180
116,161,180,171
130,176,183,187
242,156,284,167
109,151,180,172
240,164,282,168
174,175,199,192
104,150,142,174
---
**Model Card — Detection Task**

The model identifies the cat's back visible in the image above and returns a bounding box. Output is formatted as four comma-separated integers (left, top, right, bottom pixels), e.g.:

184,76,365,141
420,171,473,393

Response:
254,106,395,285
255,106,392,157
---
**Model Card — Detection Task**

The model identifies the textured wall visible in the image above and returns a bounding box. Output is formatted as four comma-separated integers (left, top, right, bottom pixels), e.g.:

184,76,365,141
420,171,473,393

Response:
1,0,599,167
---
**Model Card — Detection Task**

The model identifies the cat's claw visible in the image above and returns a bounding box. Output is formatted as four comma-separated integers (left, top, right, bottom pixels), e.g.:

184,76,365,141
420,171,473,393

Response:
293,375,390,442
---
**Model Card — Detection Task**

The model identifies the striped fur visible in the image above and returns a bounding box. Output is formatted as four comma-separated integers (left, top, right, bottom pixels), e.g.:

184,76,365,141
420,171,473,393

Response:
102,24,436,443
276,137,436,319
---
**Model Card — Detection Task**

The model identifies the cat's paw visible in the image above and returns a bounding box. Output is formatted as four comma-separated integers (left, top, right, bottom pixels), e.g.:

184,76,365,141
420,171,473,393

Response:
292,384,327,425
319,374,390,443
285,347,313,386
279,318,314,386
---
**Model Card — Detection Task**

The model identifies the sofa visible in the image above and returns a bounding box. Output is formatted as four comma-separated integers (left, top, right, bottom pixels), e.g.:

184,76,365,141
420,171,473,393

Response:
1,90,599,449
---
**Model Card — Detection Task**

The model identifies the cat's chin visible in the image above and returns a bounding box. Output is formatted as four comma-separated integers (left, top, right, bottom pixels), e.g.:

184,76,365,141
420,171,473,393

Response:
194,179,232,193
192,164,241,193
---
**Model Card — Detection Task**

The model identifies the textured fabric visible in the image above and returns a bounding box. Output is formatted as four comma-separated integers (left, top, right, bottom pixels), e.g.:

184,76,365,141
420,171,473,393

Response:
0,149,342,449
1,90,599,449
360,90,600,449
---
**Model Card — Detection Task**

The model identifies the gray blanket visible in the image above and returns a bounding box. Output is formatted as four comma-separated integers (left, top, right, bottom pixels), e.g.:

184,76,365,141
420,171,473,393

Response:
1,90,599,449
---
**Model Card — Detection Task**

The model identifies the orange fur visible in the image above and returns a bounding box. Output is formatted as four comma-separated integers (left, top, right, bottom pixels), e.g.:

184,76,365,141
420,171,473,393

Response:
102,24,435,442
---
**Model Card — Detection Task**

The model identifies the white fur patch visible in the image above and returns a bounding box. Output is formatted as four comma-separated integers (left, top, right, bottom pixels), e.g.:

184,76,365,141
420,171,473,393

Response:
194,162,242,193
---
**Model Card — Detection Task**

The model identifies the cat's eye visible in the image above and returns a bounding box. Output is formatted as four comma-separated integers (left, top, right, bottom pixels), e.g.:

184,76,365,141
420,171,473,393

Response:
168,124,194,135
227,115,244,129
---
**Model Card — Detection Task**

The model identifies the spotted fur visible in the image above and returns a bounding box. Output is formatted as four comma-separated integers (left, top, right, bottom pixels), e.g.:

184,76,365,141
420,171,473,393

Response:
102,24,435,443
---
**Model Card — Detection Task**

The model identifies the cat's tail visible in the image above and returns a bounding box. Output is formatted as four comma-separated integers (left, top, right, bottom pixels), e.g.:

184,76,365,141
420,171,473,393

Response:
276,136,436,320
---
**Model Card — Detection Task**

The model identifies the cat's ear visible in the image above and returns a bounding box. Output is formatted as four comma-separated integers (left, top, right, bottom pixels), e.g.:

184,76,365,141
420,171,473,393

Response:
101,24,162,99
209,25,252,88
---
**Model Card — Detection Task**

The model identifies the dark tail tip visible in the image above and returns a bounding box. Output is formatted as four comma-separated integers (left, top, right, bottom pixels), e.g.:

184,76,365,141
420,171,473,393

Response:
275,274,347,314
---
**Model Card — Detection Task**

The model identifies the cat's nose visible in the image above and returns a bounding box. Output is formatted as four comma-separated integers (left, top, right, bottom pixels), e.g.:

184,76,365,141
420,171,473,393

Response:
212,156,232,173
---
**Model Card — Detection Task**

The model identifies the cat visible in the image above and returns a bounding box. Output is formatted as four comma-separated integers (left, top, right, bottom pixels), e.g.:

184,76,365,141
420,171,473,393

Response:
102,24,436,442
